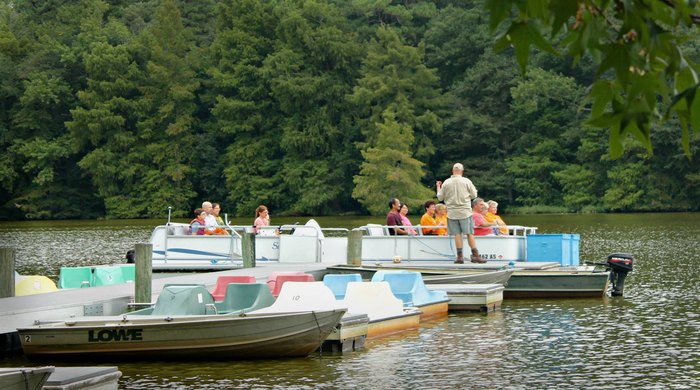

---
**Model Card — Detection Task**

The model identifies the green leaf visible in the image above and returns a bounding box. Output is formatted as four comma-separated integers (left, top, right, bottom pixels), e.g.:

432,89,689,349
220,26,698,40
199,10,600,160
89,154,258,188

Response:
589,80,615,119
548,0,578,37
500,21,558,73
485,0,513,31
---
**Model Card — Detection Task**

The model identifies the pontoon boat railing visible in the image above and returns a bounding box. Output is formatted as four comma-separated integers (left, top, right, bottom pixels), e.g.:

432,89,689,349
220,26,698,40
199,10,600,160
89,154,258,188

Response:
360,224,537,236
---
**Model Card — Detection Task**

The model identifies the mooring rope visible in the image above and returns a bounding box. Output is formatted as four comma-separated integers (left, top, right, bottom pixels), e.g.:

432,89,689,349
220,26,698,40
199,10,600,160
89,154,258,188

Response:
413,236,456,258
312,310,323,358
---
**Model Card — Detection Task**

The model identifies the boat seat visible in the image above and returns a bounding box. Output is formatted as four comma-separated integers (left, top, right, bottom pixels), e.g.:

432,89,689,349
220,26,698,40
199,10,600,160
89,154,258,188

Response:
250,282,340,314
372,271,447,307
58,266,93,289
214,283,275,314
167,224,190,236
93,266,126,286
270,274,315,298
120,264,136,283
151,285,216,316
341,281,405,322
211,275,256,301
323,273,362,300
266,271,307,294
365,224,387,237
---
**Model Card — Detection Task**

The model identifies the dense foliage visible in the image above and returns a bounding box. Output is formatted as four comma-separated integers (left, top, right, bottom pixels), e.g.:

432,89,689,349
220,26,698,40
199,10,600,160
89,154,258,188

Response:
1,0,698,220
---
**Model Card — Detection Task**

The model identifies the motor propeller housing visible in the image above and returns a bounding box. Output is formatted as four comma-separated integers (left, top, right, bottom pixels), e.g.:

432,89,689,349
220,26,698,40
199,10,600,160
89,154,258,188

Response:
606,253,634,296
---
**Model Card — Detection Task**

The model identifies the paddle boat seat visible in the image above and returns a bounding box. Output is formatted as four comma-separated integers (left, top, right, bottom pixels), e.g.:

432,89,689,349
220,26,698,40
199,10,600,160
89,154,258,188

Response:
341,281,406,322
211,275,256,301
120,264,136,283
251,282,341,314
268,273,315,297
150,285,217,316
214,283,275,314
323,273,362,300
266,271,306,294
93,266,126,286
58,266,93,289
371,271,448,307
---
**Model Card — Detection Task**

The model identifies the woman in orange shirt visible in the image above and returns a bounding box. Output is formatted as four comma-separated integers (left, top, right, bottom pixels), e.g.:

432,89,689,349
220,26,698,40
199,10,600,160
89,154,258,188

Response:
434,203,448,236
420,201,438,235
485,200,508,235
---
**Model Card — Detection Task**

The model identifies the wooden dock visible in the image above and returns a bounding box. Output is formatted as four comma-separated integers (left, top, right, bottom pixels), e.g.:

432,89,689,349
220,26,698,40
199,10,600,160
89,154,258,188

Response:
428,284,505,312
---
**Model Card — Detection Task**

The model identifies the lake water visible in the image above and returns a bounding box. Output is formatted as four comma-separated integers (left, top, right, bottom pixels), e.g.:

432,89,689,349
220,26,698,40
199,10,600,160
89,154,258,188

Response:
1,213,699,388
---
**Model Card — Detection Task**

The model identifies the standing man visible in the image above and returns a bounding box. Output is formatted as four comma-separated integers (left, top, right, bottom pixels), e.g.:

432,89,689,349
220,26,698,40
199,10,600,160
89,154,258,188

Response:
386,198,408,236
436,163,485,264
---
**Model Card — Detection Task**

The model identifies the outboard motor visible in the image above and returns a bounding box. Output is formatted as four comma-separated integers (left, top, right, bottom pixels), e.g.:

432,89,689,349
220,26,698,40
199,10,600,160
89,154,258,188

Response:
606,253,634,296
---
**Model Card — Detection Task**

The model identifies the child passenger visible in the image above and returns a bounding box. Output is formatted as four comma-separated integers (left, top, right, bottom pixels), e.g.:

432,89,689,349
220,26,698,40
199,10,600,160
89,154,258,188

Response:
190,208,207,235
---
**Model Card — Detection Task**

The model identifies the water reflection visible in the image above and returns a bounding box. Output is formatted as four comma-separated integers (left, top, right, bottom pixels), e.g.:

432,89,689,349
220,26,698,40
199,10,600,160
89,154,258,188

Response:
1,213,699,388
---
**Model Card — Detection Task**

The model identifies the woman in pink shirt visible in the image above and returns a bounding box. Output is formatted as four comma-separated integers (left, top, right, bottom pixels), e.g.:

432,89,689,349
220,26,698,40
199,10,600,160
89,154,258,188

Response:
399,203,417,235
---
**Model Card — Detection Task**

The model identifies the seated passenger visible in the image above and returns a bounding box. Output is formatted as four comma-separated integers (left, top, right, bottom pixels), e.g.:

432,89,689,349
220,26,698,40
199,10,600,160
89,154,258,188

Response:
190,208,207,235
399,203,417,235
472,198,496,236
201,201,218,234
386,198,407,235
485,200,508,235
212,203,225,226
434,203,448,236
420,201,439,235
207,202,229,235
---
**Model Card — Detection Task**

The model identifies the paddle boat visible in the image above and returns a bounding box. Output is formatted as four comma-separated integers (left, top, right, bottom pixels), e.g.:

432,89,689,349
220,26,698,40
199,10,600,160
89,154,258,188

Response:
368,271,449,320
265,280,421,340
17,283,345,360
58,264,135,289
248,281,370,351
13,272,58,296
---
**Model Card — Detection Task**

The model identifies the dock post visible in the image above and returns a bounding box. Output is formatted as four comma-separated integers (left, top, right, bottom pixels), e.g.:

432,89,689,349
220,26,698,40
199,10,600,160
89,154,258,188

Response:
242,232,256,268
134,243,152,304
0,247,15,298
347,229,363,266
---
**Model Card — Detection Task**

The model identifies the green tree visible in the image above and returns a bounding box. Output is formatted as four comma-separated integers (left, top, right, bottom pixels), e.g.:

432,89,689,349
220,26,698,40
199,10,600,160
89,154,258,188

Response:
348,26,443,162
1,0,108,219
441,50,521,203
505,68,585,208
67,39,147,218
209,0,281,216
263,0,363,215
133,0,199,217
353,108,434,215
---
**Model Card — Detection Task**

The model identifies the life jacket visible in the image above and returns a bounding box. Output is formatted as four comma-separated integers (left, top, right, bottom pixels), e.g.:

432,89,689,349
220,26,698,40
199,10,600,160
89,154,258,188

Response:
190,218,205,235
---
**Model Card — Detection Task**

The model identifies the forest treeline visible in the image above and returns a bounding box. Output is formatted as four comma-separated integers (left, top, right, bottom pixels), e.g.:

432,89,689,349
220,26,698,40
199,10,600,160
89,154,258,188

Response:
1,0,699,220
